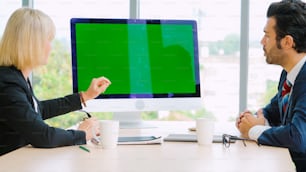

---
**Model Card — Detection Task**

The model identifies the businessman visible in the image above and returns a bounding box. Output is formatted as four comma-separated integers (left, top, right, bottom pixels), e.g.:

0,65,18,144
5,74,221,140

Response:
236,1,306,171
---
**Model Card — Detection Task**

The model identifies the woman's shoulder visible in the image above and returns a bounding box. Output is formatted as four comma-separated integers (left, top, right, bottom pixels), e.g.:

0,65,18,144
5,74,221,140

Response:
0,65,17,72
0,66,25,86
0,65,22,77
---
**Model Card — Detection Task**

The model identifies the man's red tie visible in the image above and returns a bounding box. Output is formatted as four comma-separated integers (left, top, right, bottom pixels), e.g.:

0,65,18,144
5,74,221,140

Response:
281,79,292,113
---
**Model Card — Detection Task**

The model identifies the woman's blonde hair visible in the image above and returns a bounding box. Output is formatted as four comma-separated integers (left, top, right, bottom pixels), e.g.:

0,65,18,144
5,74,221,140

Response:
0,7,55,70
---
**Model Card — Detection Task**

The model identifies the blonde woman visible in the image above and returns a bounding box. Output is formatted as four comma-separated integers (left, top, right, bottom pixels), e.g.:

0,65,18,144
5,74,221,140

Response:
0,8,111,155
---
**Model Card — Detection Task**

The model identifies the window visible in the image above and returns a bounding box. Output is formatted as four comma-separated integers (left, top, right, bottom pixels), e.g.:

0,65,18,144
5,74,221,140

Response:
248,0,281,110
1,0,278,127
35,0,129,41
0,1,21,35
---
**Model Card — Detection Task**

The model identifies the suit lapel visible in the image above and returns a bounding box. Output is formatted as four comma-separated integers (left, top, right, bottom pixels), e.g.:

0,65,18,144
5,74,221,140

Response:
278,74,286,124
282,61,306,125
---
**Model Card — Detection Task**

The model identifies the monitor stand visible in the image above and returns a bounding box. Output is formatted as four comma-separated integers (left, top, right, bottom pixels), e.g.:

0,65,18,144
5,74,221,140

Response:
112,112,156,129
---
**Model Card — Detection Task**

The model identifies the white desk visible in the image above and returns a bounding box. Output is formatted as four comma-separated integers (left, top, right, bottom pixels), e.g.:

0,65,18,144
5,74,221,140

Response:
0,121,295,172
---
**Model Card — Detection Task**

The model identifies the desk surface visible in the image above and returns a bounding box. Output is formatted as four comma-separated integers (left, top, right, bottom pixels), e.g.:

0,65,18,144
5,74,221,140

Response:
0,121,295,172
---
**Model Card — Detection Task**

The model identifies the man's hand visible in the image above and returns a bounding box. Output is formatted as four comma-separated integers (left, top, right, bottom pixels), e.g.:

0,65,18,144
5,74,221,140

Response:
236,109,265,138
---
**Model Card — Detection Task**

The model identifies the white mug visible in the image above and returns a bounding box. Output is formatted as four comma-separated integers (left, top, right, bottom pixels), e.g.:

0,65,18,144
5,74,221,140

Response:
196,118,214,145
93,120,119,149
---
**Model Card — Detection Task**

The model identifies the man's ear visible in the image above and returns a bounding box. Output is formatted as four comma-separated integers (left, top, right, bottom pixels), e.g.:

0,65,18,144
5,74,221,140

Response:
281,35,295,49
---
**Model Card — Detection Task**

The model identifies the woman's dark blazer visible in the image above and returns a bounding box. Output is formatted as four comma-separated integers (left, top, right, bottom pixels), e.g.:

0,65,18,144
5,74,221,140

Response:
0,66,86,156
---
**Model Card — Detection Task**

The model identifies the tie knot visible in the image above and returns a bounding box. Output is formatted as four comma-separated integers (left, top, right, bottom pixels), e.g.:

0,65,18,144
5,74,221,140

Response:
282,80,292,97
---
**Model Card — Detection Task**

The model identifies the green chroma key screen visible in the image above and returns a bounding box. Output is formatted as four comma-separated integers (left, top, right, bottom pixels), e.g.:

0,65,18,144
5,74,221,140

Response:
71,18,200,98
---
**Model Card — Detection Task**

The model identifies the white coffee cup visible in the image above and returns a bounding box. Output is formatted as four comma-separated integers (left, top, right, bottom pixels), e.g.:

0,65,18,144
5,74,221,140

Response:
196,118,214,145
94,120,119,149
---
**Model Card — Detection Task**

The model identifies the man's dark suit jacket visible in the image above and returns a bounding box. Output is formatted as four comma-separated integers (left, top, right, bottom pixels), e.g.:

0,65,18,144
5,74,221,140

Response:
261,63,306,171
0,66,86,156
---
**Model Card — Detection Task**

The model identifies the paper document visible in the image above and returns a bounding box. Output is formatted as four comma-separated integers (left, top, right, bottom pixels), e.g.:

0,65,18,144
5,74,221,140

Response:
91,136,163,145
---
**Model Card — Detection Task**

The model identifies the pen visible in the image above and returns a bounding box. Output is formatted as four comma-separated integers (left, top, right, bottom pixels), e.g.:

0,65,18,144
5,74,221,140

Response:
79,145,90,152
79,110,92,119
85,111,91,118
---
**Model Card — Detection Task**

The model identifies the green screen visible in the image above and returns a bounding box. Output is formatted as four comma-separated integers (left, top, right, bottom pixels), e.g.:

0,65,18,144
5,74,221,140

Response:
74,22,197,96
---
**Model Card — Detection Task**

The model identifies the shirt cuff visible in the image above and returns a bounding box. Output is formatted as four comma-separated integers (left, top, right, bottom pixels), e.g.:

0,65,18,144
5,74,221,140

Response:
248,125,271,140
265,119,270,126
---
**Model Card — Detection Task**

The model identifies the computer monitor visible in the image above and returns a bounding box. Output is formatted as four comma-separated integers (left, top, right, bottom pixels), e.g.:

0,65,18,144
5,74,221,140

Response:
70,18,202,128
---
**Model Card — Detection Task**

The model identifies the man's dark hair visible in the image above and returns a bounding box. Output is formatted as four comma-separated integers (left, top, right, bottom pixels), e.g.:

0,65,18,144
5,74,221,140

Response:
267,0,306,53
